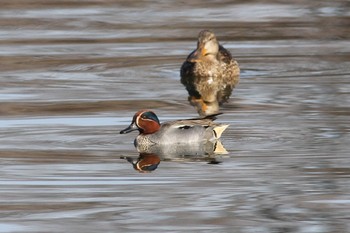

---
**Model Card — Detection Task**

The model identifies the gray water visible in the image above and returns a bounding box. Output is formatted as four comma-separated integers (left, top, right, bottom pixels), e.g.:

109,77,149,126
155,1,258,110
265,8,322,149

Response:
1,1,350,232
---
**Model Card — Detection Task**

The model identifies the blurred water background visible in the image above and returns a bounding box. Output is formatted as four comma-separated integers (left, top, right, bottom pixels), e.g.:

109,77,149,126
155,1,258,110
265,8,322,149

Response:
0,0,349,232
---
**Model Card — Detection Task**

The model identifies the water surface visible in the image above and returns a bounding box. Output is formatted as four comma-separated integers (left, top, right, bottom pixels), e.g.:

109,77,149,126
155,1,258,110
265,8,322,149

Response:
0,0,350,232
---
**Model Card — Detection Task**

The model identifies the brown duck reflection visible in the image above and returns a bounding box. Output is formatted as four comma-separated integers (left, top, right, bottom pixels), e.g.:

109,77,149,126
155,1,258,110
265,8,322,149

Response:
122,140,227,173
125,153,161,173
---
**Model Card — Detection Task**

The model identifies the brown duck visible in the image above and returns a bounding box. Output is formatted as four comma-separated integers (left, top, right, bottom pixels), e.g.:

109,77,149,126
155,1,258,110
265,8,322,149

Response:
180,30,240,116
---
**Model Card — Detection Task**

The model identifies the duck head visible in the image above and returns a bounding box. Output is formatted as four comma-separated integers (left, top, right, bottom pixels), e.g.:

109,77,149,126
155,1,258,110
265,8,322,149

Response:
187,30,219,63
120,110,161,135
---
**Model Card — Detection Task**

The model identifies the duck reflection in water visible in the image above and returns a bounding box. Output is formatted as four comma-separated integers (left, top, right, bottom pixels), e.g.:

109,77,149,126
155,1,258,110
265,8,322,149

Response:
124,153,161,173
123,148,225,173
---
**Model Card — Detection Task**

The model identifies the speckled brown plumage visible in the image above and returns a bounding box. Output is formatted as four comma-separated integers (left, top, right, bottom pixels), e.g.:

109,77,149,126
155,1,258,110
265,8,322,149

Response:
180,30,240,116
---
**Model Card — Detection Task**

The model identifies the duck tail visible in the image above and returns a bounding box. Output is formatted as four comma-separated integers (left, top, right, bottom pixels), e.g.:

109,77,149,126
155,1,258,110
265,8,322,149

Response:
213,140,228,154
213,124,229,139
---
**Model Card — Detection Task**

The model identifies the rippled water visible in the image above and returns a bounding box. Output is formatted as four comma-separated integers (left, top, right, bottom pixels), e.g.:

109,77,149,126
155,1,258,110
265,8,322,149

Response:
1,1,350,232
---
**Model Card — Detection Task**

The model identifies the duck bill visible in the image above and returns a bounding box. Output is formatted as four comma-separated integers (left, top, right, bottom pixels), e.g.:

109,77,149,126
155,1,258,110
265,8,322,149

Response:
187,47,206,62
120,122,138,134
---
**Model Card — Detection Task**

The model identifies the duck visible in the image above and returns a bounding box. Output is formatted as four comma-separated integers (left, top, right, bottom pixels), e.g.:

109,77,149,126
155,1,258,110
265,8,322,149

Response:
180,30,240,116
120,110,229,148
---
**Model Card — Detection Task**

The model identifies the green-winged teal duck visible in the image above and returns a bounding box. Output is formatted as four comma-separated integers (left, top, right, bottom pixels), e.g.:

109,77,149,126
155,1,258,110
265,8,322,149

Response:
120,110,229,147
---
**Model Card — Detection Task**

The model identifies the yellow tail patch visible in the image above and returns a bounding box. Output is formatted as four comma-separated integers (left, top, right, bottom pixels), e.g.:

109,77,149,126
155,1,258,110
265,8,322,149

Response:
214,140,228,154
213,124,229,139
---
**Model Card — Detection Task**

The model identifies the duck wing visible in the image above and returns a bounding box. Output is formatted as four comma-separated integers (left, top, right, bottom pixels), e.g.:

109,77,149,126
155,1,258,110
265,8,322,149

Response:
180,57,201,99
218,45,233,64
